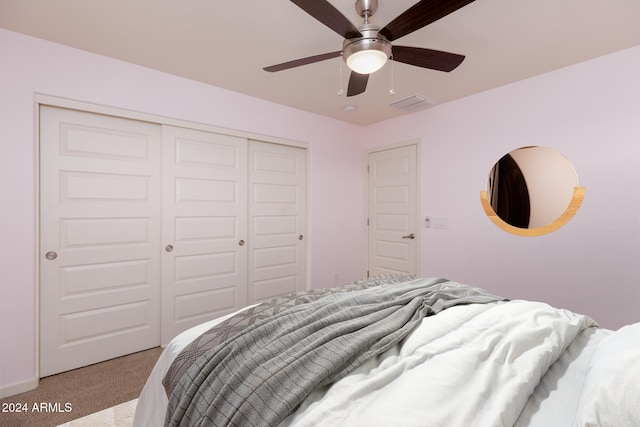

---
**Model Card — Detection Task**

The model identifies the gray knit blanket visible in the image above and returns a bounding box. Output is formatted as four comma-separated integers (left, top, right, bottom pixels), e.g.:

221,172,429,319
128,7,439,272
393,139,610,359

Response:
164,276,504,427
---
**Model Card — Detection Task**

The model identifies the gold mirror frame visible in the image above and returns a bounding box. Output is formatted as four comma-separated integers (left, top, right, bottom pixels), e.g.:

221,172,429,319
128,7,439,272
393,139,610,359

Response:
480,186,585,236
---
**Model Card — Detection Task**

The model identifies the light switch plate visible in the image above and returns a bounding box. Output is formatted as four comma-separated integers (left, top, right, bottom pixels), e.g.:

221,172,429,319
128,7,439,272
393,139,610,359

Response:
425,216,448,229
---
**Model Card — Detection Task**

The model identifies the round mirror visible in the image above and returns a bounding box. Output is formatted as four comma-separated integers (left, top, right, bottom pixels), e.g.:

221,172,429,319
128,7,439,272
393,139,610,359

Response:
480,146,585,236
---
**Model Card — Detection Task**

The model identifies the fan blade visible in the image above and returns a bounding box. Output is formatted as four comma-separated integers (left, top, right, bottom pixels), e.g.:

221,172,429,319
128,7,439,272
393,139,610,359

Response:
264,51,342,72
392,46,465,72
379,0,475,41
291,0,361,39
347,72,369,97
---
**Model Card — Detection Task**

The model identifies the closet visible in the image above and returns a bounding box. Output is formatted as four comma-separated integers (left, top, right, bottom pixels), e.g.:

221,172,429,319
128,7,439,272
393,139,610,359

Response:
39,105,307,376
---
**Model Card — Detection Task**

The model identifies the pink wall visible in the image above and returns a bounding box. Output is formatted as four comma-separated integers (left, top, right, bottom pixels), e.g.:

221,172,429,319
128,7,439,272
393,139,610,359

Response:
361,45,640,332
0,29,366,397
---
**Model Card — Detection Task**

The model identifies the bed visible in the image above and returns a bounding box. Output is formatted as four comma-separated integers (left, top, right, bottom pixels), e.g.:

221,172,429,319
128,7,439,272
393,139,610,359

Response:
133,275,640,426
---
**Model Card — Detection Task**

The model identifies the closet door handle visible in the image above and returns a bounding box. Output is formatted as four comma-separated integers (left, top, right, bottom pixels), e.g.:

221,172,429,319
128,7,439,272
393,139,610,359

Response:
165,245,174,252
402,233,415,239
238,240,245,246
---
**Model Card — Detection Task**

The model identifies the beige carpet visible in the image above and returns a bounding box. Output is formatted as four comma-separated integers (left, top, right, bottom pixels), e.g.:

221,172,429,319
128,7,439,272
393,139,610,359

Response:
56,399,137,427
0,347,162,427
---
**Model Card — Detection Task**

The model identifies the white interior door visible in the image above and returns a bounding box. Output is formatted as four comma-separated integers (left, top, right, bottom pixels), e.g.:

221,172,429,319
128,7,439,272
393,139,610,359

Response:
248,141,307,302
367,144,419,276
161,126,248,344
39,106,161,377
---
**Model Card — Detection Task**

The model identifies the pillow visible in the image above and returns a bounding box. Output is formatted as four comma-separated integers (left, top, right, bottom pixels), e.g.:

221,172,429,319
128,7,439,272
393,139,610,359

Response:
573,322,640,427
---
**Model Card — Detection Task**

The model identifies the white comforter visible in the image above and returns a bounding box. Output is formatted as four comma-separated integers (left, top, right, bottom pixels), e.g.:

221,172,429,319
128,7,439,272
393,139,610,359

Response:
134,299,638,427
280,300,592,427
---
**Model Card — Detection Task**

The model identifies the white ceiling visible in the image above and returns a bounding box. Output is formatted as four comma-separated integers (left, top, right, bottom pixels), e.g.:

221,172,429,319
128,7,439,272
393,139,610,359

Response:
1,0,639,125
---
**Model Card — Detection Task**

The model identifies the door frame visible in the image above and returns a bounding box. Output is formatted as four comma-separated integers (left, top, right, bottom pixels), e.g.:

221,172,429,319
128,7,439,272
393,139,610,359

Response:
35,94,310,382
366,140,422,277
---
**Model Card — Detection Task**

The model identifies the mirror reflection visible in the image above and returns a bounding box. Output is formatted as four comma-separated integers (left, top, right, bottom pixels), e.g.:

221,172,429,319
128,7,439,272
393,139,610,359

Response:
485,146,581,231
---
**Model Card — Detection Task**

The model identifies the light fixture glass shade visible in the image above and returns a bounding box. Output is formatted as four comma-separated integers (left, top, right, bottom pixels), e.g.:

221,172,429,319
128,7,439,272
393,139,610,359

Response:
346,49,388,74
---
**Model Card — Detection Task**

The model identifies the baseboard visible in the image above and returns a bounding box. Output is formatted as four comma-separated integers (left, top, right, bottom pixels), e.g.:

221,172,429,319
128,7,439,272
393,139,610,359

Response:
0,377,39,399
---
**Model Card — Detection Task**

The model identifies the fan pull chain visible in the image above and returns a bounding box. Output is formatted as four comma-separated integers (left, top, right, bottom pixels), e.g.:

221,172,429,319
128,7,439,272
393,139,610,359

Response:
338,59,344,96
389,55,396,96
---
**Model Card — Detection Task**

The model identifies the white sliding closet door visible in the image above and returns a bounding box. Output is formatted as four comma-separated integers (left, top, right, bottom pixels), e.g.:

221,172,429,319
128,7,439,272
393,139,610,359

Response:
161,126,248,344
248,141,306,302
39,106,162,377
40,106,309,369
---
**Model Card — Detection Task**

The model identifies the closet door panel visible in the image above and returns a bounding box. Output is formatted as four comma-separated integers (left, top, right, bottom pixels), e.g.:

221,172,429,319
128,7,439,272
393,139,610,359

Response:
39,106,162,377
162,126,248,344
249,141,307,303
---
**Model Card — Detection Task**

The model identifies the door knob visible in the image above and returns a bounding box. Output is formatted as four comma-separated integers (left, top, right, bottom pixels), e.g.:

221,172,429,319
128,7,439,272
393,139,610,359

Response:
402,233,415,239
165,245,174,252
45,251,58,260
238,240,245,246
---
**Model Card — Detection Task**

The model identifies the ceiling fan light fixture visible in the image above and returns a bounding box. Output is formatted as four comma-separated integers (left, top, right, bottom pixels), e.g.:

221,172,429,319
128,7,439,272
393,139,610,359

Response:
343,36,391,75
346,49,388,74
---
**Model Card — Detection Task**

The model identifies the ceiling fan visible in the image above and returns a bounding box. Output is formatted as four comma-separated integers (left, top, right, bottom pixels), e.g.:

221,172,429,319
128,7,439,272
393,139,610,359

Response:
264,0,475,97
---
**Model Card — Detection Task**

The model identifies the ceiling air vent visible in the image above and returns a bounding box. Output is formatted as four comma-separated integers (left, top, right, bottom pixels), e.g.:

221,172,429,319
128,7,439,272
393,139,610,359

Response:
389,94,436,112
